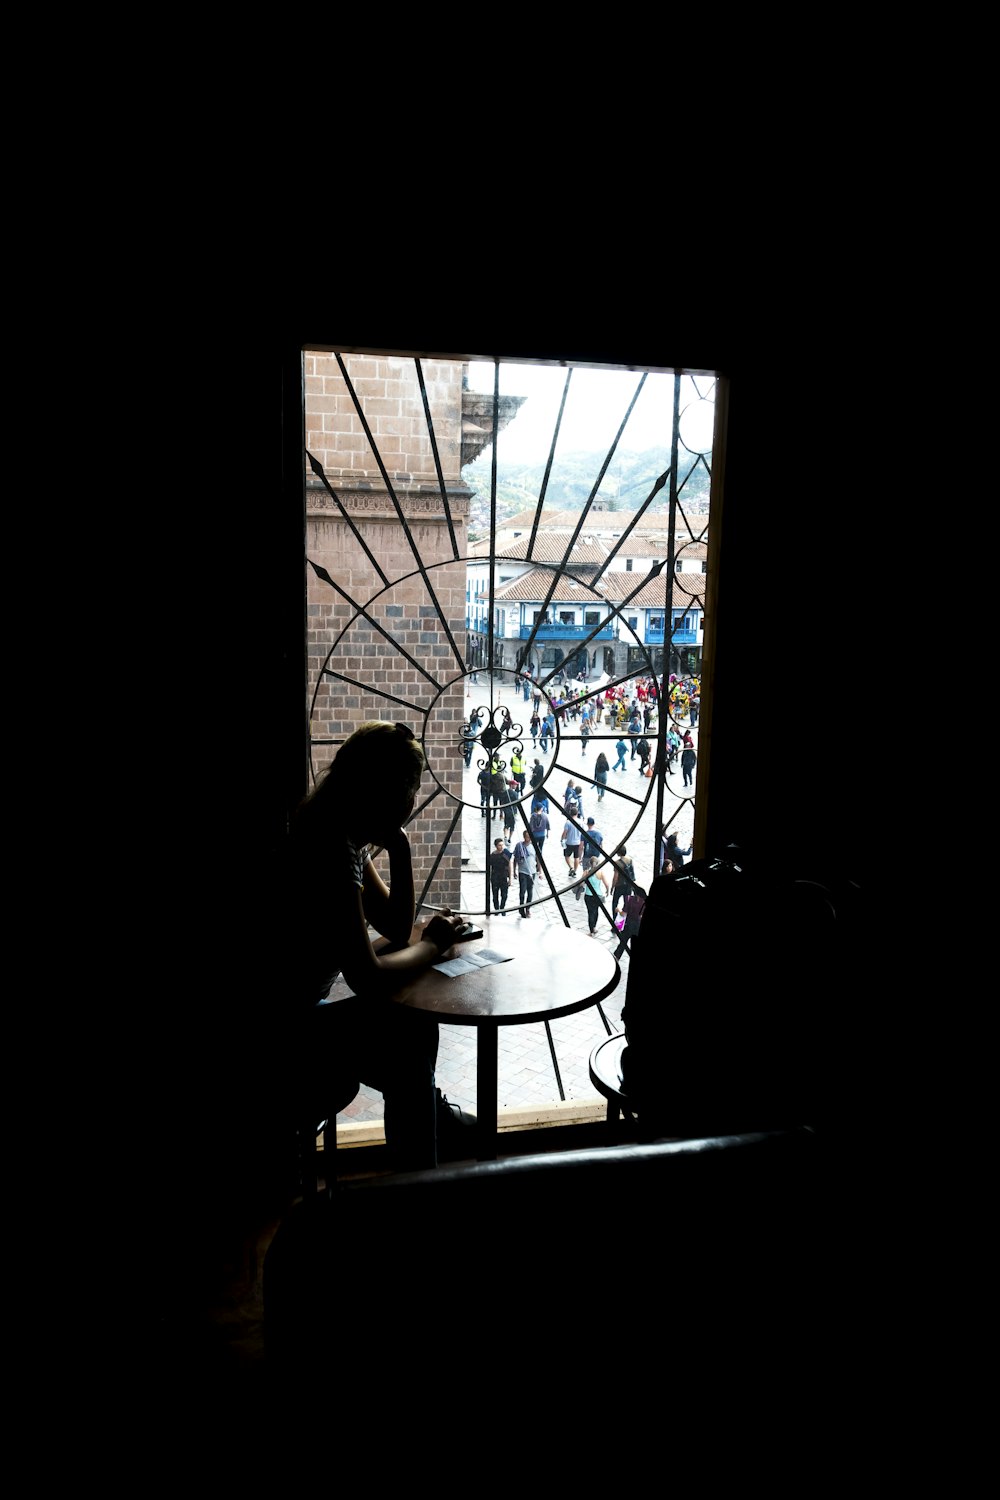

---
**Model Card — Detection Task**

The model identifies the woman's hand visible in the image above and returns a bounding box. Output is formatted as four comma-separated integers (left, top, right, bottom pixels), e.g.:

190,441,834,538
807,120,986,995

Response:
422,913,469,952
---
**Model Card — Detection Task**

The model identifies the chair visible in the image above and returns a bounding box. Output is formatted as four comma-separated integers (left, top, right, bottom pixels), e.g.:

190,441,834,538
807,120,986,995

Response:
588,1034,640,1140
296,1077,360,1195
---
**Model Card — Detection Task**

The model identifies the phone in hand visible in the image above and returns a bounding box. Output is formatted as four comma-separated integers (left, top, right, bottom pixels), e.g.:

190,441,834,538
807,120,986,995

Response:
454,924,484,942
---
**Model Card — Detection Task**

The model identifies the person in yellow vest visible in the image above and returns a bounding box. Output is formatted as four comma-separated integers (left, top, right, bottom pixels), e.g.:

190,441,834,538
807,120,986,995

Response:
510,747,526,794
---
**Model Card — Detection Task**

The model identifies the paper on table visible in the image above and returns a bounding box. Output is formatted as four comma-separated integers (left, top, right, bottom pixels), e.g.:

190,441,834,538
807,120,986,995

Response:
432,948,513,977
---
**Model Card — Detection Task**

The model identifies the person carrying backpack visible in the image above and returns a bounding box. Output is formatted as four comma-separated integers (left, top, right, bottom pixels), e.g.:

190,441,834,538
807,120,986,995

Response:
528,806,550,863
611,845,636,919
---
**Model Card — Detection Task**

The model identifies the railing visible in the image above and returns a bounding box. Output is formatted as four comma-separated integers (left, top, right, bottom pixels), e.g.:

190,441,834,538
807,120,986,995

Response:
646,625,697,645
517,622,616,640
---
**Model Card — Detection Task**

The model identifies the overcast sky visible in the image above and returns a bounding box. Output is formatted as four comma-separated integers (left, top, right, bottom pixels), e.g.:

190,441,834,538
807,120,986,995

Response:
465,360,716,463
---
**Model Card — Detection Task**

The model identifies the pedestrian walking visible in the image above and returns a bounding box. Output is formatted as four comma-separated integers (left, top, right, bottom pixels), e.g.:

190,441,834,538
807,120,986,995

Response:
595,751,610,800
614,738,628,772
611,845,636,919
681,743,697,788
513,832,537,917
530,711,540,748
578,859,610,934
501,783,517,842
528,805,550,863
582,817,604,862
580,719,592,756
637,736,651,775
561,811,582,876
489,837,511,914
613,883,647,958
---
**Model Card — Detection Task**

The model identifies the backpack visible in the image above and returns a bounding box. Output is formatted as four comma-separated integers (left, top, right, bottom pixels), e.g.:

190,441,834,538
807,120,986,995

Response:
620,848,851,1137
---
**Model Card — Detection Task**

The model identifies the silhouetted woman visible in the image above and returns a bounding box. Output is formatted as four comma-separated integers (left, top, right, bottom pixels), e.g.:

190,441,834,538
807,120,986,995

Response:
281,721,474,1170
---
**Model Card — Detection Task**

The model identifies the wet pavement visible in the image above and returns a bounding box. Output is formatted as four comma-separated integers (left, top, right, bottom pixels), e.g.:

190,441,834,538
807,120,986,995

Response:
338,670,698,1135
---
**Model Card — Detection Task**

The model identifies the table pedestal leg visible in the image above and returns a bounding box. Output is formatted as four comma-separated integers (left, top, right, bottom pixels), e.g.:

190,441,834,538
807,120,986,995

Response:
477,1022,499,1161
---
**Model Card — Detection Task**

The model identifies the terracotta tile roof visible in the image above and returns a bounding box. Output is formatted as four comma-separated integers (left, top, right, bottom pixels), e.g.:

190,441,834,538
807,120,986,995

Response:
468,535,608,563
496,509,544,529
503,535,607,563
493,570,611,604
611,537,708,557
597,571,706,608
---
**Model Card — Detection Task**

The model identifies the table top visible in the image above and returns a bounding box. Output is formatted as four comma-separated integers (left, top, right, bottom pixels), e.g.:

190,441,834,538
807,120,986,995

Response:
328,916,620,1026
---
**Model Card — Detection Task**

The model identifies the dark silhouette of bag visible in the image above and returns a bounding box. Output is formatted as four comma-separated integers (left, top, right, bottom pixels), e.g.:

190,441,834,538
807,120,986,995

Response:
620,847,852,1138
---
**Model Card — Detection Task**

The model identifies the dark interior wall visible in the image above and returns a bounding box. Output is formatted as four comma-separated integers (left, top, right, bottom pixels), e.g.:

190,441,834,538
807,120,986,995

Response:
704,357,865,882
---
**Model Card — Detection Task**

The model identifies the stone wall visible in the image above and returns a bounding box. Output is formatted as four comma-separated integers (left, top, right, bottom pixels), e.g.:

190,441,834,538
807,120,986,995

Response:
304,353,471,909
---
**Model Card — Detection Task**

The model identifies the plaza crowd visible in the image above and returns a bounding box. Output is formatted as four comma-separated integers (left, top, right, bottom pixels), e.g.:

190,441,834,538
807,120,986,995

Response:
463,666,700,941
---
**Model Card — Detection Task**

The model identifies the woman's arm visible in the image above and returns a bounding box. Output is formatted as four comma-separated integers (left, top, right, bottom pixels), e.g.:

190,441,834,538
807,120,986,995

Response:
339,882,464,995
360,830,416,947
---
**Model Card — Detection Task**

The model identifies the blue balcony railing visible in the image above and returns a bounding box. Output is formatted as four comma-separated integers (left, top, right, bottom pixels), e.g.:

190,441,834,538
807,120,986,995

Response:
517,622,616,641
645,625,697,645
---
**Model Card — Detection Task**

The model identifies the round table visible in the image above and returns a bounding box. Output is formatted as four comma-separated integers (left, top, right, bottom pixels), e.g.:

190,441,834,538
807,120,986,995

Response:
332,916,620,1159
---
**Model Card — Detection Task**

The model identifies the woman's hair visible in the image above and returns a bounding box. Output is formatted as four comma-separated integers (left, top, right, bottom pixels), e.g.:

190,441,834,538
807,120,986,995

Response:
304,722,426,811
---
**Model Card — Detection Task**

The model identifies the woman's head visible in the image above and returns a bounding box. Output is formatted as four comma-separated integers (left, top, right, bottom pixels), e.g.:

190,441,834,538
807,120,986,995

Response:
306,721,426,835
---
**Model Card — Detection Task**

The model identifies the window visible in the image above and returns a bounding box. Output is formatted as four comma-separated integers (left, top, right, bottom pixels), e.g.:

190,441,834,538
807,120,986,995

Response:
302,349,719,1135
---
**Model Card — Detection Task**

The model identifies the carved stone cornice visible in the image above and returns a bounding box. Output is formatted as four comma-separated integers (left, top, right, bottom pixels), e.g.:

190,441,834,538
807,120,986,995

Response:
462,392,527,467
307,484,471,519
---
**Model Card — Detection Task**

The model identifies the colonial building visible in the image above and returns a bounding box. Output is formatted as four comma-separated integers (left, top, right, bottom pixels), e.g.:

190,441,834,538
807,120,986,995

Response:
466,532,706,680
